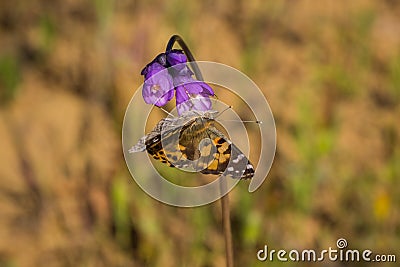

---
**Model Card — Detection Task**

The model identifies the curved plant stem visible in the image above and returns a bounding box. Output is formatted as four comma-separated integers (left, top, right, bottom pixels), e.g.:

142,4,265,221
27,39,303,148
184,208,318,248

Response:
166,35,204,81
219,177,234,267
167,34,233,266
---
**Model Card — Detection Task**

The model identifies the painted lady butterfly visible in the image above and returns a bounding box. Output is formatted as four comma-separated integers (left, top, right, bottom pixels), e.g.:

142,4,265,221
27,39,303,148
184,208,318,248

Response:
129,110,254,179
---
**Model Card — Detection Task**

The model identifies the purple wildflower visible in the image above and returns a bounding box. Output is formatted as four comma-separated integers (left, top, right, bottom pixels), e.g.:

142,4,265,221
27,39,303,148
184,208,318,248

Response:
141,49,215,114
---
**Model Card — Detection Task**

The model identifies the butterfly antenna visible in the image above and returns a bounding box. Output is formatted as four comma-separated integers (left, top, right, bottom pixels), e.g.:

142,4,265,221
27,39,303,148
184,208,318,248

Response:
157,106,175,117
214,105,233,119
218,119,262,124
214,106,262,124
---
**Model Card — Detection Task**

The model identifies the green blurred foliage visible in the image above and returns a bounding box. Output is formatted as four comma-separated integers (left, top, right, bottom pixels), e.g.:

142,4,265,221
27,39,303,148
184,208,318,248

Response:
0,0,399,266
0,55,20,103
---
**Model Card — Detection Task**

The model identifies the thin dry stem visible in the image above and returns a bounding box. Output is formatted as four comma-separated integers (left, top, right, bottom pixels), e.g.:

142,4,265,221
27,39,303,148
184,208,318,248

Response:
220,178,234,267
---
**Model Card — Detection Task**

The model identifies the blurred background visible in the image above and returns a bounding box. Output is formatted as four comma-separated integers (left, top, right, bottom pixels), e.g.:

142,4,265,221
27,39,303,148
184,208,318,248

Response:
1,0,399,266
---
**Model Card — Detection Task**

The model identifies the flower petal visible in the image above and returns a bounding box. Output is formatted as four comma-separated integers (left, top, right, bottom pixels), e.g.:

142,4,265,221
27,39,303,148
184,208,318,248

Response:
192,95,212,111
141,62,165,79
200,82,214,96
176,95,212,115
142,67,174,106
175,85,189,105
176,101,191,115
171,65,194,77
185,83,204,94
167,49,187,65
173,75,214,95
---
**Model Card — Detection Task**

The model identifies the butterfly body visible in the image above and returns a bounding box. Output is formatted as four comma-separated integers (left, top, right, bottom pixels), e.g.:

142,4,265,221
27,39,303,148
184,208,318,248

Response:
129,111,254,179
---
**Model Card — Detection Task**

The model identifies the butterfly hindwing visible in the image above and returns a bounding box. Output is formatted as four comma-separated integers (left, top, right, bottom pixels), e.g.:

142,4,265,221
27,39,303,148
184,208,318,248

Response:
198,130,254,179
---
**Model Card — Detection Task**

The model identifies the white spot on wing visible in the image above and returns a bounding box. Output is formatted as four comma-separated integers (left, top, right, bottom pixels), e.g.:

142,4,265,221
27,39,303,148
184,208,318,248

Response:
232,154,245,163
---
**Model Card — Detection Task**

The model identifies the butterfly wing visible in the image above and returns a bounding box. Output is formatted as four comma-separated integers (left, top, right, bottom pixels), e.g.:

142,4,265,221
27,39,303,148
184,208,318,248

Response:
143,120,180,167
129,118,179,167
199,128,255,179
